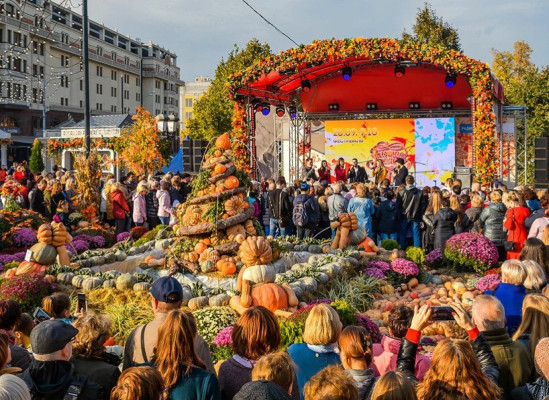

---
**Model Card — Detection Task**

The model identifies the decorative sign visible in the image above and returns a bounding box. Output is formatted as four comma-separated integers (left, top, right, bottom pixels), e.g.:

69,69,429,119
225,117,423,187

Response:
61,128,121,138
25,250,33,262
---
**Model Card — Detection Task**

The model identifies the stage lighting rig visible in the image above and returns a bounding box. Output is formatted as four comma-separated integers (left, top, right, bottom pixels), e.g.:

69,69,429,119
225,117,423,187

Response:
342,67,352,81
251,99,263,113
261,103,271,116
441,102,453,110
329,103,339,111
288,106,297,119
409,102,420,109
445,73,457,88
275,104,285,117
301,79,311,92
366,103,378,110
394,65,406,78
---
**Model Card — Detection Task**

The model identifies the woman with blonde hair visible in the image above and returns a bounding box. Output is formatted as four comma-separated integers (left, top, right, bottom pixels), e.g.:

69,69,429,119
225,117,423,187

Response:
49,180,66,215
111,366,163,400
450,195,470,233
370,371,417,400
512,294,549,359
542,225,549,247
288,304,342,397
303,365,358,400
348,183,375,237
154,310,219,399
132,182,148,227
465,194,485,233
522,260,547,292
251,351,295,396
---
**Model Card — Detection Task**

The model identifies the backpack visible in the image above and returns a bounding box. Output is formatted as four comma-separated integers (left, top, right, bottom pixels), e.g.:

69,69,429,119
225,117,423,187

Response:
293,201,309,227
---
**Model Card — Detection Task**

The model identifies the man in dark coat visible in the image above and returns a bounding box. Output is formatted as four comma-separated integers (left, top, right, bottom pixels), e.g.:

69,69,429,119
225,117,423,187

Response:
393,158,408,187
28,180,47,216
396,175,426,248
347,158,368,183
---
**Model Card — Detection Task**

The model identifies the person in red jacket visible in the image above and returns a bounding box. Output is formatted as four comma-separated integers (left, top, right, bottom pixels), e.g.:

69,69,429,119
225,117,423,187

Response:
13,166,25,182
334,158,347,183
504,190,531,259
317,160,331,184
111,182,131,236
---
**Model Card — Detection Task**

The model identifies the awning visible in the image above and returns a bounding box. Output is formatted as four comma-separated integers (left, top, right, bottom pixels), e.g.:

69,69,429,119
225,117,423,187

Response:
12,136,36,144
0,130,11,140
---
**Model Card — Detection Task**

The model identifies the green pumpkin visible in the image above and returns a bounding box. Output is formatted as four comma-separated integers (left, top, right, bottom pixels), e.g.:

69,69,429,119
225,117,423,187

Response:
30,243,58,265
133,282,152,292
57,272,75,285
209,293,230,307
103,279,116,289
71,275,86,288
188,296,209,311
349,227,367,245
76,267,94,276
116,273,137,291
82,277,103,291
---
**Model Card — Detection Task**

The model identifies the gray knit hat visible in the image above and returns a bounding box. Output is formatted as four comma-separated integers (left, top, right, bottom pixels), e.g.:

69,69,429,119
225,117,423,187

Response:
234,380,292,400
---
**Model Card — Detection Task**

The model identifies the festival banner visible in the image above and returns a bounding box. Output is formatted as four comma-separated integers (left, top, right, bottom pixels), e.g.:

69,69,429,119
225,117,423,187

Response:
455,117,473,168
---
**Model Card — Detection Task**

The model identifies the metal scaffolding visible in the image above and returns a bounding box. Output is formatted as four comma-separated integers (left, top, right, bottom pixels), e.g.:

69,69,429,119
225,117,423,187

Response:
503,105,527,184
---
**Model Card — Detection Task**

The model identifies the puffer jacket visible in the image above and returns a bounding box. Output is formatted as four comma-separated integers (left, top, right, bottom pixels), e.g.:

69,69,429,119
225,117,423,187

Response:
261,191,270,227
422,213,436,250
466,206,484,233
376,200,400,234
145,189,159,219
132,192,146,224
525,208,545,230
433,207,457,249
479,202,507,245
397,186,426,221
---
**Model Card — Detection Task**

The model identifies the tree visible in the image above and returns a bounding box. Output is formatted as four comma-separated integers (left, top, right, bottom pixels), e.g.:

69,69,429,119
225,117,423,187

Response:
185,39,272,140
116,107,166,175
492,41,549,184
29,139,45,174
403,3,461,51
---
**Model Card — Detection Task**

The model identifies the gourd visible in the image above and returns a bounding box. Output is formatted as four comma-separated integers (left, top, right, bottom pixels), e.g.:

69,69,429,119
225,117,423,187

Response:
72,275,86,288
15,261,45,276
103,279,116,288
56,245,71,266
239,236,273,267
209,293,230,307
77,221,89,229
44,274,57,284
82,277,103,291
37,224,53,245
65,232,73,244
51,222,67,247
251,283,289,313
182,206,203,226
242,264,275,284
30,243,58,265
226,224,246,241
215,132,231,150
230,295,249,315
244,220,257,235
240,279,253,308
349,213,358,230
116,273,137,290
282,282,299,307
133,282,152,292
407,278,419,289
213,163,227,176
182,252,199,263
349,227,367,245
199,248,220,264
234,234,246,244
224,176,239,189
188,296,209,311
200,260,216,273
225,196,247,216
57,272,75,285
380,284,395,295
338,213,352,249
194,242,208,255
216,260,237,275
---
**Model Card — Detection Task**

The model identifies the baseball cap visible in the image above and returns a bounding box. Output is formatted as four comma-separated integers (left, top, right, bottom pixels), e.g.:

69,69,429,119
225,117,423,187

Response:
150,276,183,303
234,380,292,400
31,320,78,355
300,182,310,191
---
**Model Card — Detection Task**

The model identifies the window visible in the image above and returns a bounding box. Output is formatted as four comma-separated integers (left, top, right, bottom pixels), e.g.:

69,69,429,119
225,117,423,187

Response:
124,74,129,84
32,88,38,103
136,92,140,102
96,84,103,95
40,43,44,56
164,96,167,105
118,37,127,50
111,105,117,112
90,23,101,39
13,32,21,46
80,100,83,108
185,112,192,120
33,64,38,77
111,51,117,61
52,7,67,24
96,103,103,111
79,79,83,91
155,94,160,104
104,31,114,45
111,70,117,81
60,75,68,87
136,77,140,86
96,65,103,77
33,40,38,53
72,15,82,30
97,46,103,56
124,57,129,66
111,87,116,97
155,80,160,89
130,42,139,55
39,66,44,78
61,55,69,67
124,90,129,100
185,98,193,107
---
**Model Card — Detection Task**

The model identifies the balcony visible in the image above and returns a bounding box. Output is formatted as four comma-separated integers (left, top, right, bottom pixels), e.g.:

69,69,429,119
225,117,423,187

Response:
50,40,81,57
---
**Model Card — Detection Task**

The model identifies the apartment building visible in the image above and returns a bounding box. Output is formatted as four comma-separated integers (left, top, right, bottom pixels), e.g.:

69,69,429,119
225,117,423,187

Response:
180,76,211,129
0,0,183,163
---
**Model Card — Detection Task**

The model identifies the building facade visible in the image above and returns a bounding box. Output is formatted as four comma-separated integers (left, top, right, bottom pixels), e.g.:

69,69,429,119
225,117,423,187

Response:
180,76,211,129
0,0,183,165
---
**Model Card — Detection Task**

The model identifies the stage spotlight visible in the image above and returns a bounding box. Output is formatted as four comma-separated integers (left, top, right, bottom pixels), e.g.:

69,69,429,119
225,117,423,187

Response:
445,73,457,88
329,103,339,111
441,102,453,110
251,99,262,113
261,103,271,116
289,106,297,119
409,102,420,109
394,65,406,78
301,79,311,92
275,104,285,117
366,103,378,110
342,67,352,81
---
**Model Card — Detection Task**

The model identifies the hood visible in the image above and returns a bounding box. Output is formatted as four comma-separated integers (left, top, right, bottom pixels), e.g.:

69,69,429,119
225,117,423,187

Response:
22,360,74,398
482,328,513,346
382,200,397,211
381,335,401,354
490,202,507,212
439,208,457,221
294,194,310,204
156,189,165,199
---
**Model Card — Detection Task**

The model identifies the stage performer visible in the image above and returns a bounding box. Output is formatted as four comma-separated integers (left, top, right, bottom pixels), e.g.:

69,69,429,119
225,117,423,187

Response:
300,158,318,181
347,158,367,184
373,159,388,186
334,158,347,183
317,160,331,184
393,158,408,187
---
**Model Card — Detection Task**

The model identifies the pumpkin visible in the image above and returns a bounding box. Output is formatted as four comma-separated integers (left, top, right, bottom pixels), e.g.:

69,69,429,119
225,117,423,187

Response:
116,274,137,290
188,296,209,311
133,282,152,292
215,133,231,150
251,283,289,313
4,269,16,279
72,275,86,288
242,264,275,284
408,278,419,289
239,236,272,267
213,163,227,175
103,279,116,288
216,260,237,275
65,232,73,244
30,243,58,265
282,283,299,307
200,260,216,273
209,293,230,307
225,196,247,216
44,274,57,284
244,220,257,235
37,224,53,245
224,176,239,189
214,150,222,157
380,284,395,295
51,222,67,247
349,212,358,230
57,272,75,285
82,277,103,291
338,213,352,228
235,234,246,244
194,242,208,255
182,205,203,226
182,252,199,263
199,248,220,264
348,227,367,245
56,245,71,266
15,261,45,276
240,279,253,308
226,224,246,241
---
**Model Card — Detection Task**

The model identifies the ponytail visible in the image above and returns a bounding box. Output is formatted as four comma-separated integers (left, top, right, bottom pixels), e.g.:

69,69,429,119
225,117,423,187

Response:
42,293,71,318
338,326,373,366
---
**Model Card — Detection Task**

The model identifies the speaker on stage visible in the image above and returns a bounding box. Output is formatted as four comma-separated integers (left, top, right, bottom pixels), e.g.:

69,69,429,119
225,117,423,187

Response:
454,167,473,189
534,137,549,188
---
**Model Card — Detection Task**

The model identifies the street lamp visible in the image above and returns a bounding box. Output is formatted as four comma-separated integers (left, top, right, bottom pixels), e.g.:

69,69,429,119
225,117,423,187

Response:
167,114,178,133
156,114,167,134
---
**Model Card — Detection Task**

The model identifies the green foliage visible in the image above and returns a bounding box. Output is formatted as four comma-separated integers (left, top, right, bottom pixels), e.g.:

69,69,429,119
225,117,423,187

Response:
68,213,84,225
402,3,461,51
330,299,358,326
320,274,380,312
380,239,400,251
211,345,234,364
29,139,45,174
4,261,20,270
192,306,238,344
279,320,304,350
405,247,425,265
184,40,272,140
190,169,212,196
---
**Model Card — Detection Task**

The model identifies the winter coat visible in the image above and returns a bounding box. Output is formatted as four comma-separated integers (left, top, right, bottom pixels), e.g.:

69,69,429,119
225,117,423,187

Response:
376,200,400,234
334,165,347,183
479,202,508,245
348,196,375,236
20,360,104,400
157,189,172,218
300,166,317,181
346,368,377,400
99,187,108,213
145,189,159,219
393,166,408,186
170,187,184,206
317,168,331,183
293,194,319,228
28,187,45,216
433,207,457,249
466,206,484,233
421,213,436,250
132,192,147,224
267,189,292,220
397,186,426,221
347,166,367,183
488,283,527,335
249,198,260,219
372,335,431,381
510,377,549,400
261,191,270,226
481,328,533,397
525,208,545,230
327,193,349,222
505,206,531,259
167,367,220,400
9,343,32,371
111,189,130,221
71,354,121,397
529,216,549,240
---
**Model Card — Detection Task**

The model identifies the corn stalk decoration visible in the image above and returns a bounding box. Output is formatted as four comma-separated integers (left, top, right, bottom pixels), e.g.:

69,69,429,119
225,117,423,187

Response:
73,150,102,216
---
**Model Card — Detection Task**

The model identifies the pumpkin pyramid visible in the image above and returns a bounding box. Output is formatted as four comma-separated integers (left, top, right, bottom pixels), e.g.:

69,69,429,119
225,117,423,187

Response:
171,133,262,275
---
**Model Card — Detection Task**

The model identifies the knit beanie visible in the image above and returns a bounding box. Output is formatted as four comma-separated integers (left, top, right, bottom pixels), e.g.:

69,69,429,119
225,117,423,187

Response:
535,337,549,379
234,380,292,400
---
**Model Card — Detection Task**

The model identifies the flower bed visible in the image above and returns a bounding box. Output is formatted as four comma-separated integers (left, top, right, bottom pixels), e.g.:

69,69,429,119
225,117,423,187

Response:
444,232,499,273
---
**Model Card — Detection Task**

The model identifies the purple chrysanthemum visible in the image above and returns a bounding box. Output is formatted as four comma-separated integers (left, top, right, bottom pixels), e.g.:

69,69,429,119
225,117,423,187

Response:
116,232,132,243
363,268,385,280
68,239,89,253
356,313,382,344
444,232,499,273
73,234,93,244
90,236,106,248
391,258,419,277
0,252,25,268
13,228,37,247
425,248,443,264
368,260,391,272
476,274,501,292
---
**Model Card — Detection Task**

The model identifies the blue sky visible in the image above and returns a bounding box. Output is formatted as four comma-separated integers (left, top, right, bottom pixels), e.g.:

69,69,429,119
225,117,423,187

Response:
89,0,548,81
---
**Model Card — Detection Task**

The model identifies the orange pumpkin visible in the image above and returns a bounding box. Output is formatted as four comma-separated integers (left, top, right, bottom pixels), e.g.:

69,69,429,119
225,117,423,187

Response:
215,133,231,150
195,242,208,254
214,150,222,157
203,238,211,245
15,261,47,276
239,236,272,267
216,260,237,275
251,283,289,312
224,176,239,189
214,164,227,175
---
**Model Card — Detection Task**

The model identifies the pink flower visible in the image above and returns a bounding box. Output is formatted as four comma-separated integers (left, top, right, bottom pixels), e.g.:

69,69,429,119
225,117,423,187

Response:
212,326,233,347
391,258,419,277
476,274,501,292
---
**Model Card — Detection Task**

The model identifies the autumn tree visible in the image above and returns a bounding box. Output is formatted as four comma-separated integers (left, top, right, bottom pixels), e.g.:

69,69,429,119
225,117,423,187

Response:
184,39,272,140
29,139,45,174
116,107,166,175
492,41,549,183
403,3,461,51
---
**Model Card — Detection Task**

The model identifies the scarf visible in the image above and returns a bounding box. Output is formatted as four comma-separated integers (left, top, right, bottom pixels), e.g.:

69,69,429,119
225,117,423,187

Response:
232,354,256,368
307,343,339,354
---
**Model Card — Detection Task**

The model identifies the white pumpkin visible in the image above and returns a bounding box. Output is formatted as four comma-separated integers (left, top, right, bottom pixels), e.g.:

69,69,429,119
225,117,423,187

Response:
242,264,276,284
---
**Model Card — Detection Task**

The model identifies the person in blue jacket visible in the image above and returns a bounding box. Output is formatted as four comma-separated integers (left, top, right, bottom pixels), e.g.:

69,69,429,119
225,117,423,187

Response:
347,183,375,237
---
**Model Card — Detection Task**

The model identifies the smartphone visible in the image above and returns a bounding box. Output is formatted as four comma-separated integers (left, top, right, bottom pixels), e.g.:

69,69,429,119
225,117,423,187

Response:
77,293,87,313
430,306,454,321
33,307,51,323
